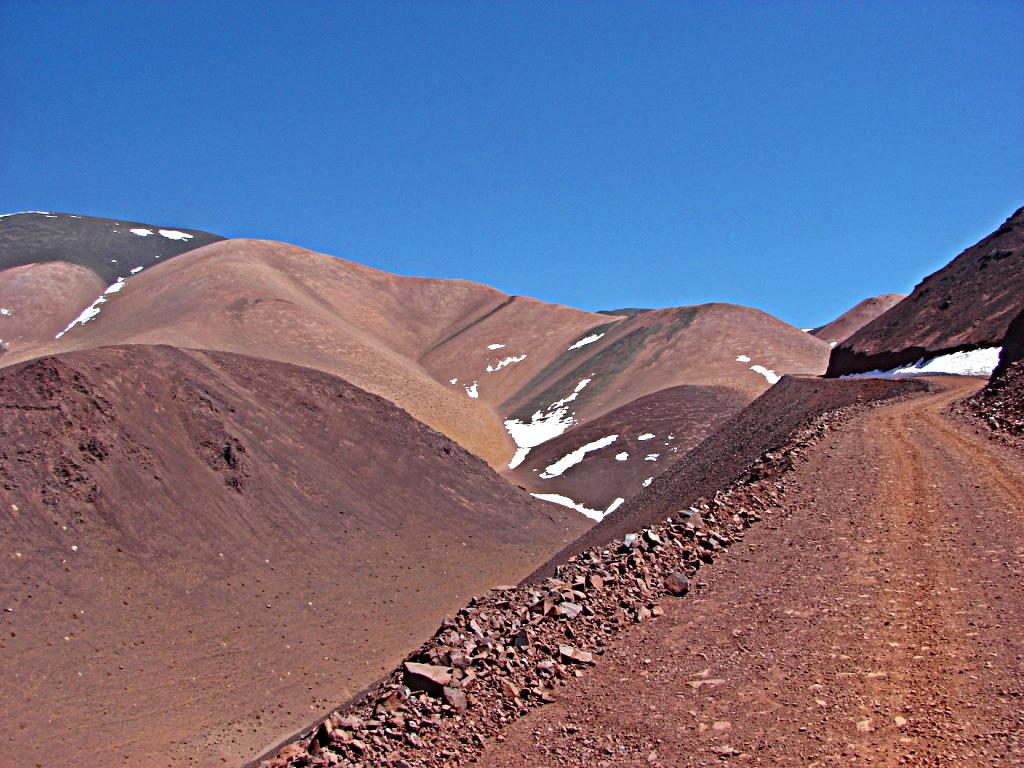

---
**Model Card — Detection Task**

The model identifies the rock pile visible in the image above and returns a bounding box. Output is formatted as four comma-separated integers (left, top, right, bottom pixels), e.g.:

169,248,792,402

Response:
963,359,1024,438
258,406,859,768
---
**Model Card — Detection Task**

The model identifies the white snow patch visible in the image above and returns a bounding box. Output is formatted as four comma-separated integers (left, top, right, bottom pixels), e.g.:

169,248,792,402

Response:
615,452,628,461
464,381,479,399
158,229,193,241
750,364,781,384
637,433,655,441
568,332,605,350
129,266,144,274
736,354,751,363
487,343,506,350
644,453,660,461
0,308,11,316
841,347,1002,379
129,228,154,237
504,377,594,469
0,211,51,218
486,354,527,372
642,477,653,487
449,378,458,384
540,434,618,479
531,493,624,522
801,328,813,333
55,278,127,339
830,341,838,348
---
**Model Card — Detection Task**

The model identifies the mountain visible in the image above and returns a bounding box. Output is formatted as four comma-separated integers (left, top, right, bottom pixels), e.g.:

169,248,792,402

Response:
811,293,906,345
827,205,1024,376
0,211,221,357
1,231,829,474
0,345,586,767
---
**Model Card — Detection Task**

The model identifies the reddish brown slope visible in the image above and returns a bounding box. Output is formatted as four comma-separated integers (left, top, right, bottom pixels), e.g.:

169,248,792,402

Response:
2,239,612,468
812,293,906,345
510,384,749,512
828,205,1024,376
481,378,1024,767
0,261,105,357
0,345,586,768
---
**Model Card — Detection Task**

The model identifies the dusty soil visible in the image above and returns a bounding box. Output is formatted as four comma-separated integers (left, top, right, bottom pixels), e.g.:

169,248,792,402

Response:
480,376,1024,766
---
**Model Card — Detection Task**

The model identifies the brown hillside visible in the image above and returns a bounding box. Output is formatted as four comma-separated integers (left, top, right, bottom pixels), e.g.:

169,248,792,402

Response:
0,345,586,767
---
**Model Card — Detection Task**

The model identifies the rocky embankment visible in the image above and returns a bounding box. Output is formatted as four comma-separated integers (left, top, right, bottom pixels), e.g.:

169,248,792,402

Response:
255,388,922,768
961,307,1024,441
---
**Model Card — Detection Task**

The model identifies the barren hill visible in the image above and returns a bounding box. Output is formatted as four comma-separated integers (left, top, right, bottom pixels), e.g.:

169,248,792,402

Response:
828,205,1024,376
0,211,220,356
1,231,828,476
811,293,906,345
0,345,585,767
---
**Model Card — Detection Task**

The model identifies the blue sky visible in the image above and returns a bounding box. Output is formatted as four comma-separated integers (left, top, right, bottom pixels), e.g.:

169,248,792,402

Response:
2,1,1021,327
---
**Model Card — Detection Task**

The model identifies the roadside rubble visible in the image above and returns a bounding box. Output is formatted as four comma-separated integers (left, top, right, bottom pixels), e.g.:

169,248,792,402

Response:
259,404,867,768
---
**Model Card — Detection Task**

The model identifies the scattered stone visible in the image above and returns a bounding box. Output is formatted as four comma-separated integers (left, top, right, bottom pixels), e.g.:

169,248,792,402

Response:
664,572,690,596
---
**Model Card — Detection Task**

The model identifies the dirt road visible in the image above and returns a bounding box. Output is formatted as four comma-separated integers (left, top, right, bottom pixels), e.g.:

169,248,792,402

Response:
480,377,1024,767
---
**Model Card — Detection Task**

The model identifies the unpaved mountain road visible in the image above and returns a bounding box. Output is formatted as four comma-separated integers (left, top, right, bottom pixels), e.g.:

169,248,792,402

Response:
480,377,1024,767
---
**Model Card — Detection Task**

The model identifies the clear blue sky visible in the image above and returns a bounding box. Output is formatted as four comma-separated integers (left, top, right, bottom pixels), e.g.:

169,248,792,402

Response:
2,1,1021,327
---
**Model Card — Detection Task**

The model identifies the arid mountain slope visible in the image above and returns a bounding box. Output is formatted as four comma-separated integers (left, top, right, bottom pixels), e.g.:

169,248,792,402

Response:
0,345,586,768
2,230,827,472
828,205,1024,376
812,293,906,345
0,261,105,356
509,384,749,514
0,239,563,465
0,211,220,355
0,211,221,281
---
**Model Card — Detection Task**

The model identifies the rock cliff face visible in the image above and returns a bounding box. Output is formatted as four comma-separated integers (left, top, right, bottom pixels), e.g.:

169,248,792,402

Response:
827,205,1024,376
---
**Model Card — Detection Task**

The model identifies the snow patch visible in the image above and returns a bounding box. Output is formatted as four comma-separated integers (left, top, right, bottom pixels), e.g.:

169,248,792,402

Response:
54,278,126,339
540,434,618,479
486,343,506,350
129,266,144,274
158,229,193,241
531,493,624,522
504,377,594,469
642,477,653,487
568,332,605,350
637,433,655,441
129,228,154,237
0,308,11,316
736,354,751,363
449,378,458,384
0,211,51,218
840,347,1002,379
644,453,660,461
464,381,479,399
615,452,628,461
486,354,527,372
750,364,781,384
